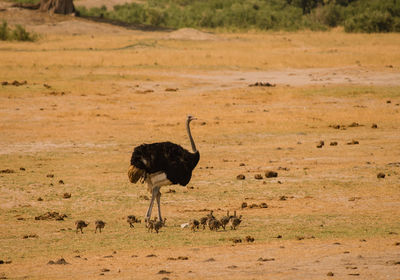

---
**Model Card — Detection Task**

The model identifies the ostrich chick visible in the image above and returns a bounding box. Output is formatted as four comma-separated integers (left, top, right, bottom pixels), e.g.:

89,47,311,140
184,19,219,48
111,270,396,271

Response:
209,218,221,231
200,210,215,230
75,220,88,233
220,210,232,230
231,215,243,230
127,215,141,228
189,219,200,232
95,220,106,233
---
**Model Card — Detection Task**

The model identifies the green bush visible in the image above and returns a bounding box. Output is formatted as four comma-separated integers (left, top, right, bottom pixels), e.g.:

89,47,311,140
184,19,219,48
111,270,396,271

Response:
74,0,400,33
0,21,37,41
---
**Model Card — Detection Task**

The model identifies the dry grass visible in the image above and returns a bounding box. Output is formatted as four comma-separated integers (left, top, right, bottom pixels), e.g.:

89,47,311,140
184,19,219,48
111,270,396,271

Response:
1,22,400,279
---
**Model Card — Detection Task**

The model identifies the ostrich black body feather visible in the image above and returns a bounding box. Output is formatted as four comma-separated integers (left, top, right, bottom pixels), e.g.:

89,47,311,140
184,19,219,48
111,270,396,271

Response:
130,141,200,186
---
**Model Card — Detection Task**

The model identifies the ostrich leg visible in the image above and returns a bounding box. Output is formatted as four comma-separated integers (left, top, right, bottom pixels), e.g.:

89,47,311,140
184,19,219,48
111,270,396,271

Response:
155,189,162,222
145,186,160,222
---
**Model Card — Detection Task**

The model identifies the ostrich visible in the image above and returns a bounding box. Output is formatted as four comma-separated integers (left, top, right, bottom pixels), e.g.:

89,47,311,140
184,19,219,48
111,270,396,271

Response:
128,115,200,223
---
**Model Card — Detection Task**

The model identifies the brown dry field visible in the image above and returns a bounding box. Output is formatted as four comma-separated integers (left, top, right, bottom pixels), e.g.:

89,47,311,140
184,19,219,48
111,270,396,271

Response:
1,6,400,280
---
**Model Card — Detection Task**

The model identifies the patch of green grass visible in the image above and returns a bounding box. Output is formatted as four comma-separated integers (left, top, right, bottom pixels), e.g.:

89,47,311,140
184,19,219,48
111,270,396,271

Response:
0,21,38,42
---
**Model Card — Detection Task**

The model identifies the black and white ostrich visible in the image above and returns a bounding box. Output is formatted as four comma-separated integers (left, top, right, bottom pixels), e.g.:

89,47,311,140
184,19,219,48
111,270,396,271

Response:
128,115,200,223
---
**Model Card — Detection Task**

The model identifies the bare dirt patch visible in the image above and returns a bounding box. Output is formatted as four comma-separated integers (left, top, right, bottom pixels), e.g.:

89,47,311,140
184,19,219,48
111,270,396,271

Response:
1,5,400,280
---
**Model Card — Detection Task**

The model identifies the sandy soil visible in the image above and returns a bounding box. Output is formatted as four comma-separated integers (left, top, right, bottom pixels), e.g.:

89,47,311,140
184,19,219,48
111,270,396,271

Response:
1,3,400,280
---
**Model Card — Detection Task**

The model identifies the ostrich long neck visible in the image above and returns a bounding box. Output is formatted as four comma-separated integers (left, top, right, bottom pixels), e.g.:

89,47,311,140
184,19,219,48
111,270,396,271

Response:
186,119,197,153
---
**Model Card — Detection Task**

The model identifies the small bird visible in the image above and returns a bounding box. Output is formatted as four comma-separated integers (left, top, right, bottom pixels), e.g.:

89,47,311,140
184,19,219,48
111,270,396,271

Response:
231,215,242,230
200,210,215,230
220,210,232,230
75,220,88,233
127,215,141,228
146,217,156,233
189,219,200,232
95,220,106,233
209,218,221,231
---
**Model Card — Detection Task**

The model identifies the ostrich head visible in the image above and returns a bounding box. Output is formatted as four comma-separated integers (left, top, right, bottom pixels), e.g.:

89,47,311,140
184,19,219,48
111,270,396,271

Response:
187,115,197,122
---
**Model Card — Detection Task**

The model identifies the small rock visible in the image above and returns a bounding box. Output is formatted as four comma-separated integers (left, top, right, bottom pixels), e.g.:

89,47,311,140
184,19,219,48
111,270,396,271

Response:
204,258,216,262
37,197,43,201
371,123,378,128
146,254,157,258
316,140,324,148
257,257,275,262
236,174,245,180
245,236,255,242
241,202,248,208
377,172,385,179
46,174,54,178
347,140,359,145
254,174,263,180
101,268,110,272
157,270,171,274
0,169,14,174
259,202,268,208
327,272,334,276
58,180,64,184
63,193,71,199
330,141,338,146
227,265,238,269
265,171,278,178
279,195,287,201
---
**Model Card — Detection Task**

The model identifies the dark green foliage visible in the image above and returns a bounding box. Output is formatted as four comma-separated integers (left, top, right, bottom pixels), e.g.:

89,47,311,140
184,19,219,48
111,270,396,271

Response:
0,21,38,41
73,0,400,33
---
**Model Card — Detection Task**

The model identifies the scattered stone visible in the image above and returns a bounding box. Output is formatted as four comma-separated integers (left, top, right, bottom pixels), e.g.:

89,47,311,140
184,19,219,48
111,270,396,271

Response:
236,174,246,180
239,163,245,166
254,174,263,180
0,169,14,174
46,174,54,178
165,88,178,92
348,122,361,127
265,171,278,178
348,273,360,276
347,140,359,145
103,255,113,258
245,236,255,242
43,83,51,89
394,242,400,246
230,238,242,243
249,82,275,87
249,203,259,208
387,100,392,104
241,202,248,209
227,265,238,269
327,272,334,276
316,140,324,148
276,235,282,239
386,260,400,265
279,195,287,201
257,257,275,262
37,197,43,201
330,141,338,146
20,167,26,171
204,258,216,262
158,270,171,274
348,197,361,201
58,180,64,184
371,123,378,128
377,172,385,179
23,234,38,239
48,258,69,265
296,236,305,240
259,202,268,208
101,268,110,272
35,212,67,221
63,193,71,199
166,189,176,193
146,254,157,258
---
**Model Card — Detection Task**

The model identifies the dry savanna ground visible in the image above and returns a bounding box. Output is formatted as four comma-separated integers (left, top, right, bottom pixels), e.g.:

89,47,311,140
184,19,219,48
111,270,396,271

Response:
1,6,400,280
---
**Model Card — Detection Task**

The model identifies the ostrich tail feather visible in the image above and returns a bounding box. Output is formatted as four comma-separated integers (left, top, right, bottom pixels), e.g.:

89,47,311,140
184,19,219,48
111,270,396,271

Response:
128,165,145,183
